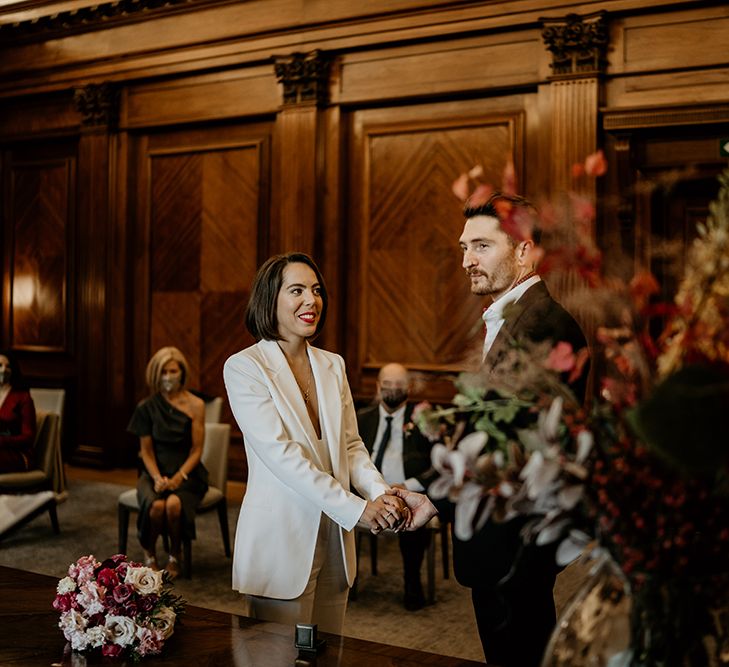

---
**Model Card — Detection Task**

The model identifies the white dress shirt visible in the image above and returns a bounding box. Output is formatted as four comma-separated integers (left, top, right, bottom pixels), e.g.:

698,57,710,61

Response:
482,275,541,359
370,404,424,492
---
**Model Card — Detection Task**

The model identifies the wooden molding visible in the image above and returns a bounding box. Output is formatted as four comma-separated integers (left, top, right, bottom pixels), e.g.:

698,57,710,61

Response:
73,82,119,128
0,0,223,44
541,11,609,79
603,103,729,130
273,50,331,108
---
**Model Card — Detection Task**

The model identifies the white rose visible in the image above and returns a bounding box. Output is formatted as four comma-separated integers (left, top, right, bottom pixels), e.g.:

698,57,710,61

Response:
57,576,77,595
59,609,87,640
105,615,138,647
125,566,163,595
85,625,107,649
150,605,177,640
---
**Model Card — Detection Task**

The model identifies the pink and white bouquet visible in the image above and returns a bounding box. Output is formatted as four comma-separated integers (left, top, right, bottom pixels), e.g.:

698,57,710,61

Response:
53,554,185,659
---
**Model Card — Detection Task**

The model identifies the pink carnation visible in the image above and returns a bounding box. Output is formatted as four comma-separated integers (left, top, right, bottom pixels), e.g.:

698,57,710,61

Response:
135,627,164,657
68,555,99,585
52,593,75,613
546,342,576,372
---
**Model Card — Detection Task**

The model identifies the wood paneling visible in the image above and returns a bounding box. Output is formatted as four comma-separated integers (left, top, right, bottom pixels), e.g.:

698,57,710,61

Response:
145,142,266,391
337,34,539,104
350,104,524,399
150,153,203,292
5,157,73,351
133,123,271,478
274,105,318,255
549,78,600,197
123,67,278,129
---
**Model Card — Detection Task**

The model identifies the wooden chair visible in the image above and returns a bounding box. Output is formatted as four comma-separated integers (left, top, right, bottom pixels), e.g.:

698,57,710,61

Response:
351,515,450,603
117,423,232,578
0,412,62,536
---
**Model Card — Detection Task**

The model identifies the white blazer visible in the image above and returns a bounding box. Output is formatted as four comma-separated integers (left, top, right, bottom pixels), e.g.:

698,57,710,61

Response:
223,339,390,599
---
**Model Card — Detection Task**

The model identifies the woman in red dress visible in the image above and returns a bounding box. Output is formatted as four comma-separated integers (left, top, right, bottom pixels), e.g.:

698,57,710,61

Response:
0,350,37,473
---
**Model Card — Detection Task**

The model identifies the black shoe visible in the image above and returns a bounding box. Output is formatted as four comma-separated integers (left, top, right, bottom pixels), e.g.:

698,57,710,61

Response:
403,580,426,611
403,591,426,611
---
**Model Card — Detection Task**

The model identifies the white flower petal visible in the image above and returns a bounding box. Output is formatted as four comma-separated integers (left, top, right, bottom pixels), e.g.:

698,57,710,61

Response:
558,484,584,510
449,450,467,487
576,430,594,463
430,444,449,473
453,482,484,541
519,450,544,481
535,517,571,546
526,458,561,500
457,431,489,461
544,396,564,440
555,529,591,566
427,476,453,500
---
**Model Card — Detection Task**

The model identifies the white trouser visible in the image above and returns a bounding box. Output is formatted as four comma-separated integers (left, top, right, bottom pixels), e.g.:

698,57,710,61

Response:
245,514,349,634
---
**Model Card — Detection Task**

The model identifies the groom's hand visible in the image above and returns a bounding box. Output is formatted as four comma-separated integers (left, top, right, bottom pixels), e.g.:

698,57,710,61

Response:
392,488,437,530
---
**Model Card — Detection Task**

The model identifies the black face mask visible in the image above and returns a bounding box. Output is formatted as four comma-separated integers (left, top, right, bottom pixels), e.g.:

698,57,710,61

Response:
0,369,11,385
381,389,408,409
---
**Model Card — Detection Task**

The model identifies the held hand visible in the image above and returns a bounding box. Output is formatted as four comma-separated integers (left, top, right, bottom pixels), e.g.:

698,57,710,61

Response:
381,492,411,532
392,488,437,530
166,474,182,491
360,495,405,534
153,477,168,493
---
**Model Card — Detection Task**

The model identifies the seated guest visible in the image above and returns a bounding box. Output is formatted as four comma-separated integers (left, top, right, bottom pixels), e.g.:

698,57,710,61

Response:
357,363,435,611
0,350,37,473
127,346,208,578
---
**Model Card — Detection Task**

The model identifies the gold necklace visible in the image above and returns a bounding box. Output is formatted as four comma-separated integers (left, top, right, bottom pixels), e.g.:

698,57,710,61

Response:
296,365,313,404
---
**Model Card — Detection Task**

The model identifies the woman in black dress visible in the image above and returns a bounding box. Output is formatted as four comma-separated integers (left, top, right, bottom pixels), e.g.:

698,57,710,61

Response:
128,346,208,578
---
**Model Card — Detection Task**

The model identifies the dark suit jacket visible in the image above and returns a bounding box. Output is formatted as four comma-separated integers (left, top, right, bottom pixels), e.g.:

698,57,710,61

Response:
453,280,589,591
356,402,433,486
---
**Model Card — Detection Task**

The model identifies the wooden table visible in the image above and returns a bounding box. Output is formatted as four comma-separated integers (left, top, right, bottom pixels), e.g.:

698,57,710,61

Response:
0,566,484,666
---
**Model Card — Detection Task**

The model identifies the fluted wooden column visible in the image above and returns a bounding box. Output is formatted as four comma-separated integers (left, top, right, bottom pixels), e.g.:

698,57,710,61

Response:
540,13,610,369
272,51,331,257
72,82,126,466
542,12,608,201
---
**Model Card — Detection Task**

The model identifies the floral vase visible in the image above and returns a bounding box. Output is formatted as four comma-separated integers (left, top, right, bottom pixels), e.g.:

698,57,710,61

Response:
541,551,729,667
541,550,632,667
628,575,729,667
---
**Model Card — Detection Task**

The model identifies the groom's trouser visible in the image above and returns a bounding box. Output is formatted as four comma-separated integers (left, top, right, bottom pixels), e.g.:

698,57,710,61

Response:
471,581,556,667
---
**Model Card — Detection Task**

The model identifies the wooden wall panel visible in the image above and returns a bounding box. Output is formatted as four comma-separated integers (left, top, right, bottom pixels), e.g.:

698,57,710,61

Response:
200,147,261,292
146,144,263,395
6,158,73,351
350,105,524,399
150,154,202,292
150,291,202,385
338,35,539,104
124,68,278,129
134,125,271,478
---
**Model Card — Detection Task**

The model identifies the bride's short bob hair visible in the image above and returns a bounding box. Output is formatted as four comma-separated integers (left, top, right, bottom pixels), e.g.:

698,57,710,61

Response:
245,252,328,341
145,346,190,393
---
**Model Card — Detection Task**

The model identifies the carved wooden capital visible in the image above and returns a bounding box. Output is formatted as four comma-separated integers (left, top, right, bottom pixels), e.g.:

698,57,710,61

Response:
73,83,119,128
273,50,330,107
541,11,608,78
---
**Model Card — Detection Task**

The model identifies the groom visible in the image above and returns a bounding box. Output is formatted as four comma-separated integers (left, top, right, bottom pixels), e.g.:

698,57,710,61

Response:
454,192,589,666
